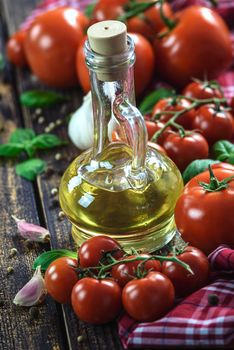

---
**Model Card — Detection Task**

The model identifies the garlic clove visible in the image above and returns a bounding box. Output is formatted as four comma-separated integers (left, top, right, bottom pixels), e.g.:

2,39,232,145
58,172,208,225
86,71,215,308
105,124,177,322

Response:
68,91,118,150
13,266,46,307
12,215,50,243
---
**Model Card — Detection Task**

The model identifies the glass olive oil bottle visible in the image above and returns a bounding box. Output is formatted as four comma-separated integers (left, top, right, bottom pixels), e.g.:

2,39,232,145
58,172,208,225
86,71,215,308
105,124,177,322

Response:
59,20,183,251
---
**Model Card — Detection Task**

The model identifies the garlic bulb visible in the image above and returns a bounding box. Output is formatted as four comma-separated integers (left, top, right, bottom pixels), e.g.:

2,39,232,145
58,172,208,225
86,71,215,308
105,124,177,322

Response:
68,92,119,150
68,92,94,150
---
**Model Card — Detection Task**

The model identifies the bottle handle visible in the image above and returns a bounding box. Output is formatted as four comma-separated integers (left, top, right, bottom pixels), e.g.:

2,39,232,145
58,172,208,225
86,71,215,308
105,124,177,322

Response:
113,94,148,189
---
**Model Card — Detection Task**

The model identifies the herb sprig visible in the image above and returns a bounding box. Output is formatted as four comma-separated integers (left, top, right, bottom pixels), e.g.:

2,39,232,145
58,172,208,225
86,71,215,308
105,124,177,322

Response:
0,128,66,180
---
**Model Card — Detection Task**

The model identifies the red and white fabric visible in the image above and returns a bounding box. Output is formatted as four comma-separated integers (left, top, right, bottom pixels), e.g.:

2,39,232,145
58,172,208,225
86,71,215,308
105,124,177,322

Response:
118,245,234,348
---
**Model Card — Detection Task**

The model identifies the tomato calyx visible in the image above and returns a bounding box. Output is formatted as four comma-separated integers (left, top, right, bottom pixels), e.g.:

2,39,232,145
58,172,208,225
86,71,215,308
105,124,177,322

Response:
199,165,234,192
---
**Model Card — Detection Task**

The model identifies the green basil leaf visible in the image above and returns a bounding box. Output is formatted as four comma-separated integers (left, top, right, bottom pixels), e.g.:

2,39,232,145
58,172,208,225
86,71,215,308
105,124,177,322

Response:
20,90,68,108
16,158,46,181
0,53,4,71
228,152,234,165
33,249,77,272
182,159,220,184
139,88,175,115
9,128,35,144
31,133,66,150
84,3,96,18
212,140,234,162
24,143,36,158
0,143,24,157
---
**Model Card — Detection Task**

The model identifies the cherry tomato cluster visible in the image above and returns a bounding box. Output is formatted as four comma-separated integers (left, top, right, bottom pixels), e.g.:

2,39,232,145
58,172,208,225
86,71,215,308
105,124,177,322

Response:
44,235,209,324
146,80,234,172
6,1,232,95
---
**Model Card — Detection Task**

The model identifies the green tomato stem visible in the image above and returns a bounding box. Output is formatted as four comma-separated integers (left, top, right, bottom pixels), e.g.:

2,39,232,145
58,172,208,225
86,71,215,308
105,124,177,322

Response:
96,254,193,278
151,97,227,142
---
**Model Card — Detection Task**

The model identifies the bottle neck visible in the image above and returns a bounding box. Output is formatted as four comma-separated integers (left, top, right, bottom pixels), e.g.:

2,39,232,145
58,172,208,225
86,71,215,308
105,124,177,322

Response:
89,65,136,158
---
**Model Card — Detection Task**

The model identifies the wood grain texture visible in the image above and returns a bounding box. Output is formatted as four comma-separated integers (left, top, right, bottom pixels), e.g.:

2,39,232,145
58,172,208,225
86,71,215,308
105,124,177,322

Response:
0,25,69,350
1,0,123,349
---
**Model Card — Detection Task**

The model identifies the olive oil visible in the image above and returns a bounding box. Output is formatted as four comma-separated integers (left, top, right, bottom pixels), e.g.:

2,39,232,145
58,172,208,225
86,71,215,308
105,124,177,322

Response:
59,143,183,251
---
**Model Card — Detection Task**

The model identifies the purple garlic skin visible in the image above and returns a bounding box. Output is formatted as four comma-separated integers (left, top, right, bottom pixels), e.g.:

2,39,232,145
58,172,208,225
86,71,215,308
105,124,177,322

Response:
13,266,46,307
12,215,50,243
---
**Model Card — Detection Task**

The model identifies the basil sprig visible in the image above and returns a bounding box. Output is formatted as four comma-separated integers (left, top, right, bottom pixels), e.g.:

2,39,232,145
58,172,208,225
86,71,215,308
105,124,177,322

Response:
33,249,77,272
212,140,234,164
0,128,66,158
20,90,68,108
0,128,66,180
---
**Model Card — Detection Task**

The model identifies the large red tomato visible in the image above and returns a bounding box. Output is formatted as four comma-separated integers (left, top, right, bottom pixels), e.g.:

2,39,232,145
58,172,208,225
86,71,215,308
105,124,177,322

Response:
162,246,209,297
7,31,28,67
44,257,78,304
152,97,196,130
71,277,122,324
24,8,88,87
162,132,209,172
154,6,232,87
122,272,174,322
175,166,234,254
192,104,234,146
76,32,155,96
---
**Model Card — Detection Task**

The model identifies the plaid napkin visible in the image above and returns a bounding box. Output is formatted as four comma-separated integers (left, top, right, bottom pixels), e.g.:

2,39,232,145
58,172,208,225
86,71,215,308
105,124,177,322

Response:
118,245,234,348
21,0,234,102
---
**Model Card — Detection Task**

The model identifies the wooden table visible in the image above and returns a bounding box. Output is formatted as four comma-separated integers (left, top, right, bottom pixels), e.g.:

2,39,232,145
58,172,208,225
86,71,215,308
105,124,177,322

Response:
0,1,123,349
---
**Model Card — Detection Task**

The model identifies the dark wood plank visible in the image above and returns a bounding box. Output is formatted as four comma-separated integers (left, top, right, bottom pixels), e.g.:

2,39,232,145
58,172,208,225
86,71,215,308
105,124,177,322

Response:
1,0,123,349
0,11,69,350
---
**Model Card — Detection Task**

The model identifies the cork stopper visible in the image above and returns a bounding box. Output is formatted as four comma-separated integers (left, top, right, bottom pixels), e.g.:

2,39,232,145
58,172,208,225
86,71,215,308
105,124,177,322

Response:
87,20,127,56
87,20,128,81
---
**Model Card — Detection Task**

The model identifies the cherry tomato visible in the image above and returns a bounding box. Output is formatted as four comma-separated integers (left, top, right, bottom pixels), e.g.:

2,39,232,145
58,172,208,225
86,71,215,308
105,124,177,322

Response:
71,277,122,324
76,32,155,96
175,167,234,254
44,257,78,304
154,6,232,88
78,235,124,268
162,132,209,172
192,104,234,146
127,0,173,41
162,246,209,297
152,97,196,130
122,272,174,322
111,254,161,287
147,141,167,154
145,119,171,144
7,31,27,67
183,81,224,100
24,8,87,87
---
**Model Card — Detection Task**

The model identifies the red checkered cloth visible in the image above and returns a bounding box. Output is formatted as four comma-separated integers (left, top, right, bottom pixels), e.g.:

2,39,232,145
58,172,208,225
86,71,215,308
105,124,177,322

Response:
118,245,234,348
21,0,234,102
